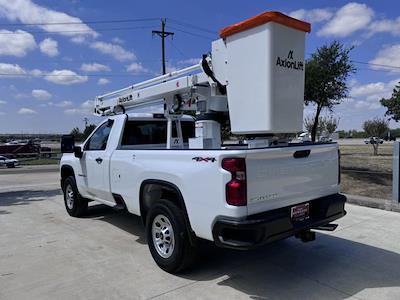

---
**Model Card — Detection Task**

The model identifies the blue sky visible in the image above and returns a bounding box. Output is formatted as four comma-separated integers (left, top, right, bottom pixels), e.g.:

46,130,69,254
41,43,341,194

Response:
0,0,399,133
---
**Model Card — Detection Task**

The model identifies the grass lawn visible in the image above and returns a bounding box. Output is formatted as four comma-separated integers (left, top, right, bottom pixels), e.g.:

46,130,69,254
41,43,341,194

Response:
339,144,392,199
20,158,59,165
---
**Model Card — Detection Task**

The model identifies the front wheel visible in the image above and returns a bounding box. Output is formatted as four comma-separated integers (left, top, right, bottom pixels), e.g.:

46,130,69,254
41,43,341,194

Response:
63,176,88,217
146,200,196,273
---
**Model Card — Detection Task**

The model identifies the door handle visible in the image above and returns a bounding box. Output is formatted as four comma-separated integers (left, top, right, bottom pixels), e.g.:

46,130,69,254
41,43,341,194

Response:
293,150,311,159
95,157,103,164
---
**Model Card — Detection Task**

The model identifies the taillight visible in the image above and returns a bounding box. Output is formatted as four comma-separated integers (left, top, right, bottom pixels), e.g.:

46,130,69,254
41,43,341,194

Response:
338,149,341,184
222,158,247,206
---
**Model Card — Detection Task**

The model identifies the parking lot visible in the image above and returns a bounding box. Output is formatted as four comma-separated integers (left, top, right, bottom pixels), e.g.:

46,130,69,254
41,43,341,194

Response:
1,166,400,299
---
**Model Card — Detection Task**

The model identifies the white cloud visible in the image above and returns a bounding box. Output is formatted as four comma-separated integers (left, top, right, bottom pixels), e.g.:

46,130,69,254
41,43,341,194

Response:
164,62,178,74
112,37,124,44
0,29,36,57
44,69,88,85
354,100,381,110
97,78,110,85
54,100,72,107
81,100,94,109
368,17,400,37
177,58,200,66
0,111,4,115
39,38,59,57
318,3,374,37
289,8,333,23
126,62,148,74
32,89,51,100
64,108,81,115
64,100,93,115
0,100,6,104
369,45,400,72
90,41,135,61
30,69,43,77
350,82,387,98
70,35,85,44
80,63,110,72
0,63,46,78
0,64,90,86
0,0,97,41
0,63,27,77
18,107,36,114
349,79,400,110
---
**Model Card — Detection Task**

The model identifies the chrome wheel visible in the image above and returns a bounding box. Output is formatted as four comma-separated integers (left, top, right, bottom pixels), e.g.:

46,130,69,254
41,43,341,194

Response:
65,184,74,210
152,214,175,259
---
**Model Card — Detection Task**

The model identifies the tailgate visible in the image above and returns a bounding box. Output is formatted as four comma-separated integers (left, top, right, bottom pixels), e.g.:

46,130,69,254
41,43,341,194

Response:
246,143,339,215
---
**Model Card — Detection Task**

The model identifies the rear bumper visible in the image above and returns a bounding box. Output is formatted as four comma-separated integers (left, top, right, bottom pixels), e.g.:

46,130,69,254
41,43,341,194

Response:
212,193,346,250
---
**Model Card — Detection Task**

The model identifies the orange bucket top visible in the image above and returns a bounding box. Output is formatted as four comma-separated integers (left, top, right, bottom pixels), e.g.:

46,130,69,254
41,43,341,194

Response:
219,11,311,39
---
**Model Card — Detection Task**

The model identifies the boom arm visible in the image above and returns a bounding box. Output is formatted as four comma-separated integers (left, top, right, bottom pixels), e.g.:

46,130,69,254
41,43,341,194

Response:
94,63,214,116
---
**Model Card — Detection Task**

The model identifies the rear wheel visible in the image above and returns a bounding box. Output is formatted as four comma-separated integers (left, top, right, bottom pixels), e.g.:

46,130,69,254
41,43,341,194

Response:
63,176,88,217
146,200,196,273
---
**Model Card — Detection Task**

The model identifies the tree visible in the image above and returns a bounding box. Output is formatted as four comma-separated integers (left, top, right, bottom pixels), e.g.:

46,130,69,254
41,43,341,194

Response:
83,124,96,140
304,115,339,139
325,116,339,135
304,116,326,137
380,82,400,121
363,118,389,155
305,41,355,141
70,127,82,140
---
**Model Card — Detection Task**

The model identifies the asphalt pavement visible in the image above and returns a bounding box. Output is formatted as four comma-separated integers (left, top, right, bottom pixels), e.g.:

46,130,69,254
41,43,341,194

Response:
1,166,400,299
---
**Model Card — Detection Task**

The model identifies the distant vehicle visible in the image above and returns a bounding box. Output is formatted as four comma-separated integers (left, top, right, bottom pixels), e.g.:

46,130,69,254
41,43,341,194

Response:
297,132,310,142
0,140,41,157
0,155,19,168
384,135,396,141
364,137,383,144
5,140,29,145
319,136,332,143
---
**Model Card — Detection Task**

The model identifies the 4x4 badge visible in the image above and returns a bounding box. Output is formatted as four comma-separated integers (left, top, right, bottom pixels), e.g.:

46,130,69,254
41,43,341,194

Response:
192,157,216,163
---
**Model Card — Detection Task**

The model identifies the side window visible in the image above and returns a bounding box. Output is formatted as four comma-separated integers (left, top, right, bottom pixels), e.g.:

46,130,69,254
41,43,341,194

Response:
86,120,114,151
121,120,195,146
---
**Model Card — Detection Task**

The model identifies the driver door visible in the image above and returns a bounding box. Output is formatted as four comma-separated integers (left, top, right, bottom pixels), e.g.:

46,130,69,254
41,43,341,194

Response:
81,120,115,204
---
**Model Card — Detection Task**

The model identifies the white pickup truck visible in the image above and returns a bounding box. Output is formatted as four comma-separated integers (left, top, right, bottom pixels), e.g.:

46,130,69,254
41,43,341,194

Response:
60,113,345,272
60,11,346,273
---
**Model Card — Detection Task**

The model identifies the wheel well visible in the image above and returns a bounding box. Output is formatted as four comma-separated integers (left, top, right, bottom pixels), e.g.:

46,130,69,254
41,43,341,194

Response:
140,180,196,244
61,165,75,189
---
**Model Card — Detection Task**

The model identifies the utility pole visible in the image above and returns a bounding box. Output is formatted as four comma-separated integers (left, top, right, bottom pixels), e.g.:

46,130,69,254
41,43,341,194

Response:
152,18,174,74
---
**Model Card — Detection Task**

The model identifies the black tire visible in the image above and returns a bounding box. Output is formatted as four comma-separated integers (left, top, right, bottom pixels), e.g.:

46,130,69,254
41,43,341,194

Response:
6,163,15,168
146,199,196,273
63,176,88,217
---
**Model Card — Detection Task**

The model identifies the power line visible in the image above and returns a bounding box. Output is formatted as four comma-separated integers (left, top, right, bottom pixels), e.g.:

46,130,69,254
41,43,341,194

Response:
352,60,400,71
306,52,400,72
0,73,151,78
167,38,187,59
0,25,156,35
166,25,214,40
0,18,160,27
168,18,216,35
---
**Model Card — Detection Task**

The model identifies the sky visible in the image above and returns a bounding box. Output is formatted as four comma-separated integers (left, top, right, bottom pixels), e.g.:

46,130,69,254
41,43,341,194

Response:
0,0,399,133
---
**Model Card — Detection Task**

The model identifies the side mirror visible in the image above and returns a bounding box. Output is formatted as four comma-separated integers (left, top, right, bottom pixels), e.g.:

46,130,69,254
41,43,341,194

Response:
61,135,75,153
74,146,83,159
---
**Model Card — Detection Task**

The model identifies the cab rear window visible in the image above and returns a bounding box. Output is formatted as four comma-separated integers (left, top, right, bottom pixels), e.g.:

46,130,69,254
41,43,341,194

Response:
121,120,195,146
